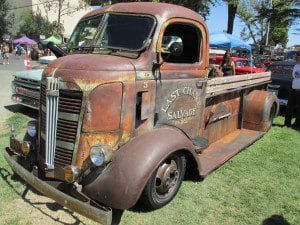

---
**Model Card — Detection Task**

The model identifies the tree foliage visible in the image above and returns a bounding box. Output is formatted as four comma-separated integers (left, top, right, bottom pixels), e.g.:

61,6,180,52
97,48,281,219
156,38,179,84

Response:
39,0,88,36
17,11,63,40
86,0,216,19
238,0,299,48
0,0,14,41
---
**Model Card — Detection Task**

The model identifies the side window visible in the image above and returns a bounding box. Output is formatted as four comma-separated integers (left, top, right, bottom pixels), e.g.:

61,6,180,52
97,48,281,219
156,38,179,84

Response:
161,23,201,64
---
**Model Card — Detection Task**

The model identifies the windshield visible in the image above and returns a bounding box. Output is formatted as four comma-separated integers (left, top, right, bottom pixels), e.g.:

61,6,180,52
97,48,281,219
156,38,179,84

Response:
236,60,250,67
68,16,103,49
95,14,155,51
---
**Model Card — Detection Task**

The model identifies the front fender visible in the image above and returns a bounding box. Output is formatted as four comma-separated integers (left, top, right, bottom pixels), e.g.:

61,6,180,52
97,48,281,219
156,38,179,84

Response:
82,127,197,209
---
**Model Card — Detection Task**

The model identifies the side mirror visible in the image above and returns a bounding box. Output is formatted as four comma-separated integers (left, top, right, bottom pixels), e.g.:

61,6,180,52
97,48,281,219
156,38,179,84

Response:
46,41,67,58
161,36,183,57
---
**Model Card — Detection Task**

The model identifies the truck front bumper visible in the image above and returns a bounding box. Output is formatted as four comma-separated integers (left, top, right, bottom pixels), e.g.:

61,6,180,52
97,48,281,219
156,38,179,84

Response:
3,148,112,225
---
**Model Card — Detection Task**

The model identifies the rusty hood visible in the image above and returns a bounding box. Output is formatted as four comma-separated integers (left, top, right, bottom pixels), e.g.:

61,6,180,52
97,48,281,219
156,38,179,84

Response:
44,54,136,84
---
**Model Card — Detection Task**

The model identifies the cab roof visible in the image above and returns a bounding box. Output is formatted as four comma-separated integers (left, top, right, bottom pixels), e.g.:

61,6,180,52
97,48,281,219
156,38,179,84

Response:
84,2,204,23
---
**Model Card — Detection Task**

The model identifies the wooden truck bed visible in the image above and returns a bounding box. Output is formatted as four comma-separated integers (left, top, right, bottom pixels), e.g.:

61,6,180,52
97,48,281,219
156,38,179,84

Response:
198,72,273,176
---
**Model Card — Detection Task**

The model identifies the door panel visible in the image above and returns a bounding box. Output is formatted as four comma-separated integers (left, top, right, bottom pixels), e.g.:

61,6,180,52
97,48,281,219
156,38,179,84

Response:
155,78,206,138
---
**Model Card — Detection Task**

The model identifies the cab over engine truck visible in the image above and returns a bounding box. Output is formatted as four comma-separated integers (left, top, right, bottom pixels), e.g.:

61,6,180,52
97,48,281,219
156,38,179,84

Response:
4,3,279,224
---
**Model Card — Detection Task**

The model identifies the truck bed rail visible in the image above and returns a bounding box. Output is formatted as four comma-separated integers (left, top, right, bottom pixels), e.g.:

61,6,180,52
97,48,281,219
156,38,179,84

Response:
206,72,271,96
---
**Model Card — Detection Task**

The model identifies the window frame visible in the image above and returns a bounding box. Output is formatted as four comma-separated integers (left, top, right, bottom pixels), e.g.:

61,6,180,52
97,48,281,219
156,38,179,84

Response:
157,18,207,69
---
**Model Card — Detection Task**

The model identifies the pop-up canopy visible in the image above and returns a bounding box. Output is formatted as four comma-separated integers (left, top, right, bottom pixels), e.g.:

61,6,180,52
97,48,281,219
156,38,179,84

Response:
13,35,37,45
210,32,251,51
42,36,62,45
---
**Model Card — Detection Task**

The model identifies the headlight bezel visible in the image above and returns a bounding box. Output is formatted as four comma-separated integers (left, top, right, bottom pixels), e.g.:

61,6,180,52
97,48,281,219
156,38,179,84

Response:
90,145,112,167
27,120,37,137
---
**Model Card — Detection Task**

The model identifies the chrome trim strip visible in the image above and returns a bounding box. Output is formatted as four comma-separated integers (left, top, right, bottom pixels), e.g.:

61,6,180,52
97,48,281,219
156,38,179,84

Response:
42,105,79,122
56,140,75,151
58,112,79,122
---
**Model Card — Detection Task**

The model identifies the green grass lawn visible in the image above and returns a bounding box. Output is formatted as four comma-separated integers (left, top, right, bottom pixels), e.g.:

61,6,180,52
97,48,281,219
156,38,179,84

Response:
0,115,299,225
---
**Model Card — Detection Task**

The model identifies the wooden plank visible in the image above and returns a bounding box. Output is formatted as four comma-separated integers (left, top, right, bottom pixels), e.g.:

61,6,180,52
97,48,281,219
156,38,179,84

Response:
206,77,270,94
207,72,271,86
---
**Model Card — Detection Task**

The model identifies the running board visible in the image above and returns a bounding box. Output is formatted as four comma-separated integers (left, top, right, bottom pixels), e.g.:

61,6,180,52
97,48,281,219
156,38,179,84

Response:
198,129,265,177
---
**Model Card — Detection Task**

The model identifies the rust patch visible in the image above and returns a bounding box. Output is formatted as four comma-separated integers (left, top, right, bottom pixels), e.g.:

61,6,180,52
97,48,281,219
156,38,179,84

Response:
83,82,123,132
75,133,120,169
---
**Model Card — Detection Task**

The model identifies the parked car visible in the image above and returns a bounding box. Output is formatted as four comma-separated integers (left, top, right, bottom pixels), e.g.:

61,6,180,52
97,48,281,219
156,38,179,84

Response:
11,55,56,109
214,56,266,74
268,59,296,106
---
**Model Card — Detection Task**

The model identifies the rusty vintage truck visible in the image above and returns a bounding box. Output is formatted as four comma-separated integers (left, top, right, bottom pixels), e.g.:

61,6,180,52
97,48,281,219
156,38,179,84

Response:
4,3,279,224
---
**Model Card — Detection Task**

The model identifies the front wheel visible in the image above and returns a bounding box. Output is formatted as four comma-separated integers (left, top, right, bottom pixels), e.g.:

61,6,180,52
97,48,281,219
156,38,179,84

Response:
142,152,186,209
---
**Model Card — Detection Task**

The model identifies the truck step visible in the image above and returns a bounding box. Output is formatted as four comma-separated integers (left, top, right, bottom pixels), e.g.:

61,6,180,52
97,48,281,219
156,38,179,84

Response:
198,129,265,176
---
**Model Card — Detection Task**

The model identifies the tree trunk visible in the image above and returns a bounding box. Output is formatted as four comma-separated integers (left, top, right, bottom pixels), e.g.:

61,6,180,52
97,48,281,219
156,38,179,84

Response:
227,1,238,34
57,0,63,35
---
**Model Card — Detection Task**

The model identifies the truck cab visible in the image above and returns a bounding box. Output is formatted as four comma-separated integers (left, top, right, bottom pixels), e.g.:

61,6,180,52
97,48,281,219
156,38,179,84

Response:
5,3,278,225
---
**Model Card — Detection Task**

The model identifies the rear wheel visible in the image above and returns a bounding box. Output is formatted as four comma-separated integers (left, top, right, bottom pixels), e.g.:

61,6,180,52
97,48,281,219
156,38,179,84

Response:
142,152,186,209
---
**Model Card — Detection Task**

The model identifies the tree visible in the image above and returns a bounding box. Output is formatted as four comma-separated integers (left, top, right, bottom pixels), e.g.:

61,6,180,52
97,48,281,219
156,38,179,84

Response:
86,0,216,20
17,11,62,40
238,0,299,49
225,0,239,34
0,0,14,41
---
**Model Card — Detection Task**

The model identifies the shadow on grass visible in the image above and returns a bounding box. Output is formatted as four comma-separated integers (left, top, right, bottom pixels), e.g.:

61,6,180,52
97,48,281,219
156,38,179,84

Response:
4,104,38,119
0,167,86,225
0,166,126,225
262,215,290,225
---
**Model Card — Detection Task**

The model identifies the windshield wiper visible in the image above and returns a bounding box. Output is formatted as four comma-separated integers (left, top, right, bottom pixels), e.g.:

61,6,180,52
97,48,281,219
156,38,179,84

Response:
70,45,93,52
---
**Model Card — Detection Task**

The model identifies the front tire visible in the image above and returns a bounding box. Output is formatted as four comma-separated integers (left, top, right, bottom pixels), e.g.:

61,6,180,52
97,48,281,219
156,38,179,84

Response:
142,152,186,209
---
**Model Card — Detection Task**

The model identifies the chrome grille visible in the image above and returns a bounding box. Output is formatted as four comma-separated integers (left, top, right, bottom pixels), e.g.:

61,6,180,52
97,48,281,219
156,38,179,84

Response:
45,77,59,169
40,79,83,170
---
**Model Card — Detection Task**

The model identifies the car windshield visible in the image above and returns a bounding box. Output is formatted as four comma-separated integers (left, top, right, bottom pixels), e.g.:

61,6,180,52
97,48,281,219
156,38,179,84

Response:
94,14,155,51
68,16,103,49
236,60,250,67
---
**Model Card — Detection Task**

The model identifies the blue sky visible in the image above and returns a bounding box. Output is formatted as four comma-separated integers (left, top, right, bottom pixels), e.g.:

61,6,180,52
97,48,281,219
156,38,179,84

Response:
206,2,299,47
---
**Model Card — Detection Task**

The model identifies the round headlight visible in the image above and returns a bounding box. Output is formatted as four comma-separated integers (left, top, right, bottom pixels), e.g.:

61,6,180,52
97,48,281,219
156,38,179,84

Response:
27,120,37,137
21,141,30,155
90,145,106,167
64,165,80,183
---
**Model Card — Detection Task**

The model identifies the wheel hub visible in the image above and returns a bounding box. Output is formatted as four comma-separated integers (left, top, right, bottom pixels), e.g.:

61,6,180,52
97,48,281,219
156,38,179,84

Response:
155,159,180,196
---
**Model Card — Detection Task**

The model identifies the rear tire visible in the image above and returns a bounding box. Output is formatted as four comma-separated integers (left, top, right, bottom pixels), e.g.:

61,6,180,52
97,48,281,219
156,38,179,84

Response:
142,152,186,209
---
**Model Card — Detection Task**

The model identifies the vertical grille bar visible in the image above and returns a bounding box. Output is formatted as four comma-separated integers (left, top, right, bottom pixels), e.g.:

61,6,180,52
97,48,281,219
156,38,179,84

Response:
45,77,59,169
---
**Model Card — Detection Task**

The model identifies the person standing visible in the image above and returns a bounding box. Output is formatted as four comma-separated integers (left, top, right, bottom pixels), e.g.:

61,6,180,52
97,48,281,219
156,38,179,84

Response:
2,43,10,65
221,50,236,76
3,43,9,65
284,51,300,129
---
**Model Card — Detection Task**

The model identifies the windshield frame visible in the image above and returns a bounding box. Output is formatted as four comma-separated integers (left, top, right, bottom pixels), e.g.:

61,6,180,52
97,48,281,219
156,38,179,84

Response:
68,12,157,53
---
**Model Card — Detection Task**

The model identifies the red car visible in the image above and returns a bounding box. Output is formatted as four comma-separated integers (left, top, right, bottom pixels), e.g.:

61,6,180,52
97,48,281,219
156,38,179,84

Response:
214,56,266,75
